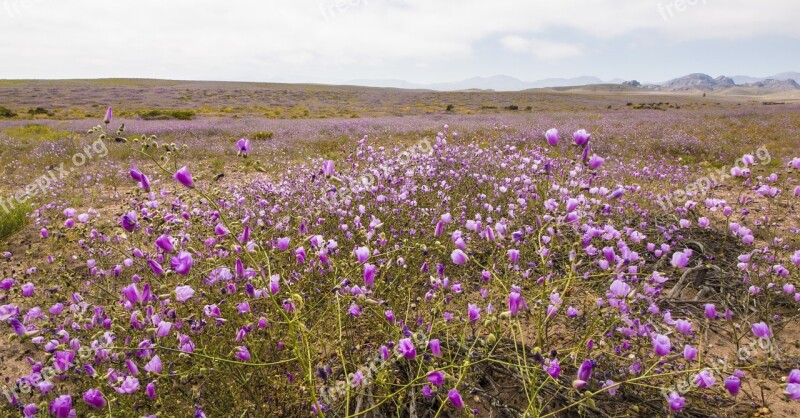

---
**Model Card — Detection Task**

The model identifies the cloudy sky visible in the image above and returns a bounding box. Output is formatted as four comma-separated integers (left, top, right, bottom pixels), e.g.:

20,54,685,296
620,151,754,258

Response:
1,0,798,84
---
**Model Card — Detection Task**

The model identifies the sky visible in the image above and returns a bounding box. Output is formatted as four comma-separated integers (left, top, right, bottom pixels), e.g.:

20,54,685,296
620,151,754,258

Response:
0,0,799,84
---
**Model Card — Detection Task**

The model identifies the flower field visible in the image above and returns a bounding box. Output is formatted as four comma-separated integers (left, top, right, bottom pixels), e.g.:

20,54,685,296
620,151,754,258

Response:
1,93,800,417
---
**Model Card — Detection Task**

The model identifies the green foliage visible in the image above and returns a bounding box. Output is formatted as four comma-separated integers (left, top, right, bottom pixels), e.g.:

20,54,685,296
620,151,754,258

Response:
0,200,30,242
252,131,274,141
140,110,196,120
0,106,16,118
446,104,455,112
27,107,54,116
1,124,72,142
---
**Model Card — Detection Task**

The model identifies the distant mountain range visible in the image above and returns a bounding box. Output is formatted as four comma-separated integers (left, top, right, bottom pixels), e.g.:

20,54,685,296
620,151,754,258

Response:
347,72,799,92
641,73,800,92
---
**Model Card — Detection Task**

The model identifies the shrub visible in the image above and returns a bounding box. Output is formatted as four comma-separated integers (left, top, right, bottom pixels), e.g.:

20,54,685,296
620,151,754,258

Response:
446,104,455,112
0,106,16,118
252,131,274,141
140,110,196,120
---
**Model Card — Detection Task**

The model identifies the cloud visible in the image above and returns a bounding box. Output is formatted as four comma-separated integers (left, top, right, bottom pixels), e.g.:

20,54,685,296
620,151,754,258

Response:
0,0,797,81
500,36,583,61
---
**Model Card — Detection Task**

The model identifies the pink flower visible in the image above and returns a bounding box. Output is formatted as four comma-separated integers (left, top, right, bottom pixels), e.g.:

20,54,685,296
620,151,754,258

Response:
355,246,370,263
103,106,112,124
396,338,416,359
322,160,335,176
751,322,771,338
588,154,605,169
671,250,690,269
573,129,591,147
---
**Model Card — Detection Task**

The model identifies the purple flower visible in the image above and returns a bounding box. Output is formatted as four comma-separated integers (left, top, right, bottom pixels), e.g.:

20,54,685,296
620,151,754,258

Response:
683,344,698,361
545,128,559,146
675,319,693,334
652,334,671,356
175,285,195,303
237,138,250,155
788,369,800,384
49,395,73,418
396,338,416,359
23,404,37,418
751,322,772,338
509,291,524,315
170,251,193,275
671,250,690,269
120,211,139,231
155,321,172,337
609,280,630,298
448,388,464,408
429,339,441,356
146,382,157,400
355,246,370,263
348,304,361,317
704,303,717,320
694,370,716,388
174,166,195,189
277,237,290,251
104,106,112,124
451,249,468,265
236,346,251,362
546,358,561,379
668,392,685,411
148,259,165,276
115,376,140,394
363,263,376,287
322,160,335,176
786,383,800,400
577,360,593,382
507,249,520,263
427,370,444,386
573,129,591,147
467,303,480,323
144,355,163,374
724,375,741,395
588,154,605,169
83,388,106,409
155,234,175,253
21,282,34,297
269,274,280,294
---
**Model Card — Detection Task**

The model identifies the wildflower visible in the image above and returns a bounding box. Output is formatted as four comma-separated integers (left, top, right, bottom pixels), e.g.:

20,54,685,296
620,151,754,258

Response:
683,344,698,361
704,303,717,320
144,355,163,374
694,370,716,388
751,322,772,338
235,346,251,362
675,319,693,334
237,138,250,155
175,285,195,303
170,251,193,275
545,128,559,146
174,166,195,189
451,249,468,265
427,371,444,386
115,376,140,394
609,280,631,298
573,129,591,146
155,234,175,253
396,338,416,359
363,263,376,287
21,282,34,297
49,395,73,418
104,106,112,124
588,154,605,169
467,303,481,323
671,251,690,269
652,334,671,356
322,160,334,176
448,388,464,408
546,358,561,379
83,388,106,409
355,246,370,263
668,391,686,411
724,375,741,395
429,339,441,356
121,211,139,232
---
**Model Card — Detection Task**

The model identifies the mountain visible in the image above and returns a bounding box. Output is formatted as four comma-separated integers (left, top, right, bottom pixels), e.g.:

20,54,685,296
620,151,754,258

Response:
731,72,800,85
346,75,610,91
647,73,799,92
